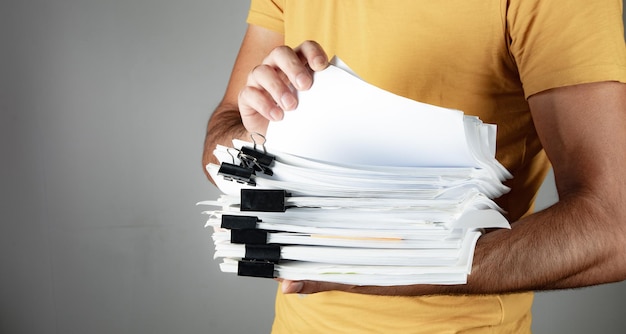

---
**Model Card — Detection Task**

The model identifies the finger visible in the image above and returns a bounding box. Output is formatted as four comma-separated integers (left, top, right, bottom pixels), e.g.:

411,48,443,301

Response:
281,280,304,294
238,85,283,123
262,45,314,91
294,40,329,72
247,64,298,111
281,279,353,295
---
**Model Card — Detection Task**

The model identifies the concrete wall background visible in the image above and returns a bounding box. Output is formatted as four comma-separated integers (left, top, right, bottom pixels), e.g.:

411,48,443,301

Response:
1,1,624,333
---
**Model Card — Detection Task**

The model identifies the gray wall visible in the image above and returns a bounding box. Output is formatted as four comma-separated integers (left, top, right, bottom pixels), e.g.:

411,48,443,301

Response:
0,1,624,333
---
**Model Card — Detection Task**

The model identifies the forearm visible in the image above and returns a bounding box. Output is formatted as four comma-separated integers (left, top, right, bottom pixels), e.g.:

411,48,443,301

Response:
202,103,249,182
470,193,625,293
338,190,626,297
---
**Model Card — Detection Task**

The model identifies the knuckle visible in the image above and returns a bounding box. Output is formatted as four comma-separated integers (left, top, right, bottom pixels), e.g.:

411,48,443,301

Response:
237,87,248,102
248,65,292,100
265,46,291,64
299,40,322,53
267,45,303,69
248,64,268,82
244,89,275,116
266,79,286,96
301,40,318,48
238,85,257,99
270,45,294,57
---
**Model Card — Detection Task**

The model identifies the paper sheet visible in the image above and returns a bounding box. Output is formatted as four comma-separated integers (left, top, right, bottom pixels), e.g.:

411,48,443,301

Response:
265,59,479,167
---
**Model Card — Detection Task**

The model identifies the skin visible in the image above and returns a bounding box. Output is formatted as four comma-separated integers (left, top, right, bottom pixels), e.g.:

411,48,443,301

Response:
203,24,626,296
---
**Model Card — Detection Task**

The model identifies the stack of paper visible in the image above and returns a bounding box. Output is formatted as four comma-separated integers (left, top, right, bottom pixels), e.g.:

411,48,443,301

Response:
199,58,512,286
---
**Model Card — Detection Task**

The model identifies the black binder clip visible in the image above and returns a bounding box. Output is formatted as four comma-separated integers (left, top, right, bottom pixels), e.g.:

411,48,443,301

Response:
221,215,260,230
244,244,281,263
237,260,276,279
240,189,289,212
238,133,275,176
231,229,268,245
217,148,256,186
238,147,274,176
217,162,256,186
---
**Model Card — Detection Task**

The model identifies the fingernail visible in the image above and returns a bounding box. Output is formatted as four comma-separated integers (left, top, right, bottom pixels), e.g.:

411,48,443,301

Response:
295,73,312,90
313,56,327,69
281,92,297,110
270,107,283,121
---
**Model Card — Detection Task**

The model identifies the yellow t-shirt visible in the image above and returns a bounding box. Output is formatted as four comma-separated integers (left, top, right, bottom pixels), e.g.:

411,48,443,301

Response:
246,1,626,333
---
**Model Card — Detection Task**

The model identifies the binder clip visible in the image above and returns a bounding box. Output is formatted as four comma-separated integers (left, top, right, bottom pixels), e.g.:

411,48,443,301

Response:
217,162,256,186
238,133,275,176
221,215,260,230
217,148,256,186
231,229,268,245
237,260,276,279
240,189,289,212
244,244,281,263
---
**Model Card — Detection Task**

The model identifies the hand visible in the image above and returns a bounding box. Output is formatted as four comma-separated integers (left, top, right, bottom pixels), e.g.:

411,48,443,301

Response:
278,278,357,294
238,40,329,136
277,279,440,296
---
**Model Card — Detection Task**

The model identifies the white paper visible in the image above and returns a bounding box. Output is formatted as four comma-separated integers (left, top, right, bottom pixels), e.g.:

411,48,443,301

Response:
201,58,514,286
265,60,478,167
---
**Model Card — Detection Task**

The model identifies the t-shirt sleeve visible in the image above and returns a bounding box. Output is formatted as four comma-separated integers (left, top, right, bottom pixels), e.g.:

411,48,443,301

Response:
507,0,626,98
247,0,285,34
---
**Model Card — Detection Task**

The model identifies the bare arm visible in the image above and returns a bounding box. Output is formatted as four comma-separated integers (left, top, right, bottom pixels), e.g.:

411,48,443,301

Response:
282,81,626,295
202,25,328,183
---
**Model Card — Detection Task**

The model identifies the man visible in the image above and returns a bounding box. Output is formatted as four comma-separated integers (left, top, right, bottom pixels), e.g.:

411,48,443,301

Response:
203,1,626,332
